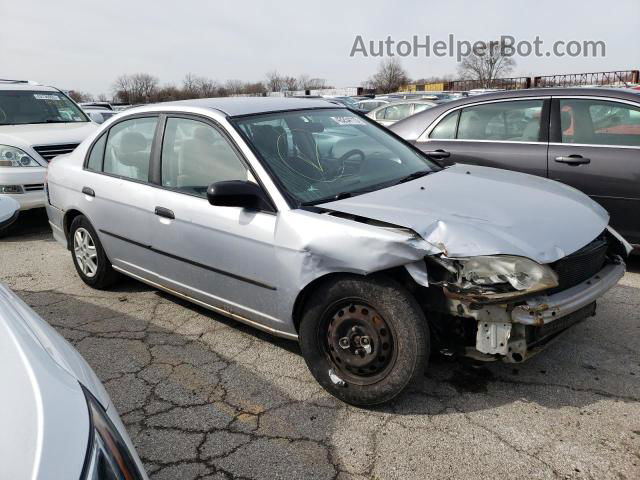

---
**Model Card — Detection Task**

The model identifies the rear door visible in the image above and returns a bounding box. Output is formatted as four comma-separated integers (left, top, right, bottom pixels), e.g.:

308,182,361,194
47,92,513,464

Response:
548,96,640,244
82,115,161,279
415,98,550,178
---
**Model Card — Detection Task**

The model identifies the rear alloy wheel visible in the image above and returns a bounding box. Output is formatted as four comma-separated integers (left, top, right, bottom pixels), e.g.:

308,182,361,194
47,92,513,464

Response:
69,215,119,289
299,275,429,406
73,227,98,278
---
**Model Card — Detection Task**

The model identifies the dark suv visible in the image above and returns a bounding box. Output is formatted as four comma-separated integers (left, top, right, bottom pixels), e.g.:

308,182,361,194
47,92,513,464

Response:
390,88,640,246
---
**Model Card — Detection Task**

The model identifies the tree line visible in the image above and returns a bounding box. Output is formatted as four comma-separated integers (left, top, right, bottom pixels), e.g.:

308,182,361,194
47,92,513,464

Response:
69,71,333,104
69,43,515,103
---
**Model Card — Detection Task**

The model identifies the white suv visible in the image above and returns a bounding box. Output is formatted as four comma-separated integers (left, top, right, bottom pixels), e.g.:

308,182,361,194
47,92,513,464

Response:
0,80,97,214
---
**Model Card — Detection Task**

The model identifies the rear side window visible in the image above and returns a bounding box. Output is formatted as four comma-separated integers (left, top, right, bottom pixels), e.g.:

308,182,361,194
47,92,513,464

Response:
413,103,432,114
559,98,640,147
374,107,387,120
457,100,543,141
384,104,412,121
103,117,158,181
86,134,106,171
429,111,459,139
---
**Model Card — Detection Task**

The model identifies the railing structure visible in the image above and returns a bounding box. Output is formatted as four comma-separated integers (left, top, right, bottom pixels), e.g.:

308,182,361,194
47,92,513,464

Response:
402,69,639,92
533,70,639,88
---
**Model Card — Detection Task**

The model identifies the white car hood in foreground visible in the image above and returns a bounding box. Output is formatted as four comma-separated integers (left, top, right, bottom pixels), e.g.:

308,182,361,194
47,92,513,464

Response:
320,164,609,263
0,284,110,480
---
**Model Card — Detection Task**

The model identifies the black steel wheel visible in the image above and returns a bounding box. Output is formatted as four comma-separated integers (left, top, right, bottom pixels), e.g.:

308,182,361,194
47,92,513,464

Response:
299,275,429,406
323,301,397,385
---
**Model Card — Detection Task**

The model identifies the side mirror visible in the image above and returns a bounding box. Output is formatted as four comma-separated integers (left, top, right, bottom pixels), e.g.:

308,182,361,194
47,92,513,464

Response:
207,180,272,211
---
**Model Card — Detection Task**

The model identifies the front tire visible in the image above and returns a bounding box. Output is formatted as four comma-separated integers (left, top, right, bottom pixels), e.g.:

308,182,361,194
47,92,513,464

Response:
69,215,119,289
299,275,429,406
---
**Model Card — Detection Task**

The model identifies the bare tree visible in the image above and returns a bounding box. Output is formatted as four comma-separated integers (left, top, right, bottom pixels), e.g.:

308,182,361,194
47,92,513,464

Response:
457,40,516,88
182,73,200,98
68,90,93,102
96,93,109,102
265,70,285,92
242,82,266,95
367,58,410,93
297,75,329,90
224,79,245,95
282,76,298,91
112,73,159,104
195,77,219,98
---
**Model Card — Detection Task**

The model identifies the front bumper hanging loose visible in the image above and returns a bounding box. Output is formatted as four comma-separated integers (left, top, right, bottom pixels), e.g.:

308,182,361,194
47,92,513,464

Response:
460,259,625,362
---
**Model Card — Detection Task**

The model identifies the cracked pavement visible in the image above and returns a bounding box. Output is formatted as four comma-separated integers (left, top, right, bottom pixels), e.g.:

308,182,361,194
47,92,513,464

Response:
1,209,639,479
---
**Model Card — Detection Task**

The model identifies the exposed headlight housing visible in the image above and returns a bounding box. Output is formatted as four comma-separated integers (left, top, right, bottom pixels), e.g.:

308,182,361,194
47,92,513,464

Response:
0,145,40,167
81,387,144,480
432,255,559,301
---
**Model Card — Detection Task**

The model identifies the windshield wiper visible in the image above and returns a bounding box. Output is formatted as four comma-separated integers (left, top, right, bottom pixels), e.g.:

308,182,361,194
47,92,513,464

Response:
395,170,432,185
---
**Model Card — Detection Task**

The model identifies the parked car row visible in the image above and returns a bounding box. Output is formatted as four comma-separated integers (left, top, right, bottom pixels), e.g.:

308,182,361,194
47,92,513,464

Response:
390,87,640,246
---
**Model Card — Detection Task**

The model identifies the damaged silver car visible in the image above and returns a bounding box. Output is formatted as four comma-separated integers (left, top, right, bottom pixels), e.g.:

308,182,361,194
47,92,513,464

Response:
45,98,631,406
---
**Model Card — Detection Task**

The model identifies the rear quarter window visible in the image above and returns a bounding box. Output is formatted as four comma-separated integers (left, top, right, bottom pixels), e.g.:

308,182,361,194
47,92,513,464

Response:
86,134,106,171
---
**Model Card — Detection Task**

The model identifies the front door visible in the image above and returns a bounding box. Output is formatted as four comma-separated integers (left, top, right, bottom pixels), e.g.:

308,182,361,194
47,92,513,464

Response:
547,97,640,244
149,116,282,328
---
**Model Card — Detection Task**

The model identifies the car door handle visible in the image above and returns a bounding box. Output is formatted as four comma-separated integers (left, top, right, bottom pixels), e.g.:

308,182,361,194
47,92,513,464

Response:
554,155,591,166
81,187,95,197
154,207,175,219
424,149,451,159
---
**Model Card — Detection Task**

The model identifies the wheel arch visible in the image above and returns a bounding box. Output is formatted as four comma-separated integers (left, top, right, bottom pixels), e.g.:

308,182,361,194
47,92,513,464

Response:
62,208,87,250
291,266,420,334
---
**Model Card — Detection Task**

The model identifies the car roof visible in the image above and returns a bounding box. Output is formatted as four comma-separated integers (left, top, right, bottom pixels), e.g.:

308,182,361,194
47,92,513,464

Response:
0,83,59,92
159,96,342,117
390,87,640,140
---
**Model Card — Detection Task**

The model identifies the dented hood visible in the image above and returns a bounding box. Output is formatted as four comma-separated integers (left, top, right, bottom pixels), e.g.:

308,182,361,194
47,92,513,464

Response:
319,164,609,264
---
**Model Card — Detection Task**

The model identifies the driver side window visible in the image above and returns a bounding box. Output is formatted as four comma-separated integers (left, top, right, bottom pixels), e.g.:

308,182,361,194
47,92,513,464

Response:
161,117,249,197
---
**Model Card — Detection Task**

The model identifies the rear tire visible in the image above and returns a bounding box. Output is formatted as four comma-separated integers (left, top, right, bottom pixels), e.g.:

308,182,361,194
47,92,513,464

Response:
299,275,429,406
69,215,119,289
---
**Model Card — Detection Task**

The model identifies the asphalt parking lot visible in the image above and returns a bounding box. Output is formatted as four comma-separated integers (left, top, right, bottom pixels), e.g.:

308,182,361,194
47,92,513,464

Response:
1,209,639,480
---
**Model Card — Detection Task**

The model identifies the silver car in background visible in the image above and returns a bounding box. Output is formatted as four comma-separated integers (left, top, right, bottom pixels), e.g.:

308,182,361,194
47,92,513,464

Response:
0,283,147,479
46,97,630,406
366,100,437,127
83,107,119,124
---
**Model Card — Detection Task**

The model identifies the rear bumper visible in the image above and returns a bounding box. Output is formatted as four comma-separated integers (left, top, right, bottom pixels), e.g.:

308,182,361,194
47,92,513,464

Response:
45,202,67,247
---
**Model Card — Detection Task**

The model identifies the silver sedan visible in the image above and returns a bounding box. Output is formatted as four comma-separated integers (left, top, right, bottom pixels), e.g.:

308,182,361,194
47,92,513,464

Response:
45,97,630,406
366,100,437,127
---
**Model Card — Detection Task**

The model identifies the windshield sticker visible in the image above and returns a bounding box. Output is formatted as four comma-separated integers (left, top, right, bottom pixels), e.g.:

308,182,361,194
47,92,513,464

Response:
33,94,61,101
330,116,366,126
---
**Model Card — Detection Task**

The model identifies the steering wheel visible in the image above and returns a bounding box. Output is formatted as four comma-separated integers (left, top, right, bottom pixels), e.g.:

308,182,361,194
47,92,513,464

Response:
336,149,366,175
0,107,7,123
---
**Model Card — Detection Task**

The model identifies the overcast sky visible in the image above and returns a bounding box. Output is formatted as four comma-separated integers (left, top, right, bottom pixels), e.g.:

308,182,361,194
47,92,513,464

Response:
2,0,639,95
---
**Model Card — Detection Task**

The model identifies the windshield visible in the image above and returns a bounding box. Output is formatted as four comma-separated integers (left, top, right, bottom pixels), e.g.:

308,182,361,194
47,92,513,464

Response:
234,108,438,204
0,90,89,125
